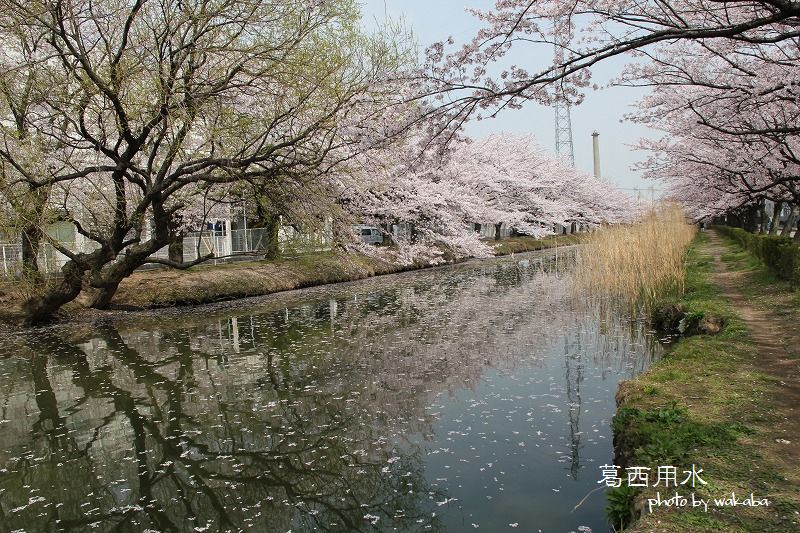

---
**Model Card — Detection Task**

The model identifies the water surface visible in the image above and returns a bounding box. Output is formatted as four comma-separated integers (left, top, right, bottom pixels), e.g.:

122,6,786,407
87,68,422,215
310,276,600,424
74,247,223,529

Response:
0,249,660,532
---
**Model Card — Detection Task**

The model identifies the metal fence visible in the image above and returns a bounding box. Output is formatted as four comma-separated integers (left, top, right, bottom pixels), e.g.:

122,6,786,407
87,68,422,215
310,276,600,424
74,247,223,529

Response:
1,227,333,279
0,239,103,278
179,228,332,264
1,243,25,278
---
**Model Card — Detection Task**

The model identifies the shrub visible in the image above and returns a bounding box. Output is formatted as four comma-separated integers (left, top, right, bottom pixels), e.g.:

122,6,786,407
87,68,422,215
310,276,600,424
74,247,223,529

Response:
714,226,800,285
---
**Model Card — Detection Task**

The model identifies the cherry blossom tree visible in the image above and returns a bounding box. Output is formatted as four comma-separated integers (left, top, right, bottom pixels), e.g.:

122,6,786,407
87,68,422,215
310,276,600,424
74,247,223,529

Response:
625,38,800,229
340,131,637,261
417,0,799,138
445,134,637,233
0,0,412,324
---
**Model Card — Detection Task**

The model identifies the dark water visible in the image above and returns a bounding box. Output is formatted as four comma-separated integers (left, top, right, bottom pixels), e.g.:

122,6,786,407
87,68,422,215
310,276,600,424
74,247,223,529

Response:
0,249,660,532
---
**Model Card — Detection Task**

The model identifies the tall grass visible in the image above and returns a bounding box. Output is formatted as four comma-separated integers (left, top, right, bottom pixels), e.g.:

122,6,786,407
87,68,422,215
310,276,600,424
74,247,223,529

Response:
574,205,696,308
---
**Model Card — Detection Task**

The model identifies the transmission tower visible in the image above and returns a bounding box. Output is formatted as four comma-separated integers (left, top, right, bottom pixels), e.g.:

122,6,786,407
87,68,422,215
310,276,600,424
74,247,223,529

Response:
553,20,575,166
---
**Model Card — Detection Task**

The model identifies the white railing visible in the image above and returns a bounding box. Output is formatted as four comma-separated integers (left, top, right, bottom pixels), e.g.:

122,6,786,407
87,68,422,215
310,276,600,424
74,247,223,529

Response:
182,233,232,264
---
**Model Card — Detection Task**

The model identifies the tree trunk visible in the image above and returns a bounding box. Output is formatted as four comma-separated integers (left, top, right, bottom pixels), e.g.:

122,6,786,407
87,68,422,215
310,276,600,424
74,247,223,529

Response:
768,202,783,235
759,201,769,234
87,256,144,310
168,235,184,263
263,213,280,260
781,206,797,237
87,235,172,310
744,204,759,232
20,224,42,279
494,222,502,241
22,259,85,325
88,280,123,310
381,223,394,246
410,223,422,243
90,203,175,310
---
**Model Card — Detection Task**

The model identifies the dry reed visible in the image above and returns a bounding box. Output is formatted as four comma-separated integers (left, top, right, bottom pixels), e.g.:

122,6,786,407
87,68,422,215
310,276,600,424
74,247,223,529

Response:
574,204,696,308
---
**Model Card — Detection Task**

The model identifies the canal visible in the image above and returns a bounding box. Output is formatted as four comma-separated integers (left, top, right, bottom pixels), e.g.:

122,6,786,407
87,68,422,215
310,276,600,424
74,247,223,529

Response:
0,248,661,532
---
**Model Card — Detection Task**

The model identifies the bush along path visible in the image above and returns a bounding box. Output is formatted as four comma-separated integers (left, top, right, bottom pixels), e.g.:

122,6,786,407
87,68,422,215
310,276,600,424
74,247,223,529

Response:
611,231,800,532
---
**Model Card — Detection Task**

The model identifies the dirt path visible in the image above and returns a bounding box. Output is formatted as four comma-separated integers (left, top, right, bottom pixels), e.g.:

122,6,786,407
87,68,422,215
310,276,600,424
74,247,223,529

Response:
705,230,800,480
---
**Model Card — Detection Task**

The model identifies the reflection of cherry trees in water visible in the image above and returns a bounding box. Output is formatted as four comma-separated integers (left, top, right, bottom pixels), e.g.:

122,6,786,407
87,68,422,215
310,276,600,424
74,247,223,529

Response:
0,249,660,531
0,327,445,532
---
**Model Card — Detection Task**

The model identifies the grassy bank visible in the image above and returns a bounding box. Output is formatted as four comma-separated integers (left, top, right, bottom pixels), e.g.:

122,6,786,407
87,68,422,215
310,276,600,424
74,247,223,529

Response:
39,234,573,311
611,232,800,532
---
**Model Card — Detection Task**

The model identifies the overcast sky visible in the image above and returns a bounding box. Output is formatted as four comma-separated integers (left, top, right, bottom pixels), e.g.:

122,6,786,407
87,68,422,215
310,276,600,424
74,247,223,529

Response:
360,0,661,193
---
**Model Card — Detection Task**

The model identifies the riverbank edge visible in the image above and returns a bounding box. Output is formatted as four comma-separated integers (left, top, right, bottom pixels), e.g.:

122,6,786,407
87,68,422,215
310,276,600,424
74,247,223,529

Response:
0,234,582,324
610,232,799,532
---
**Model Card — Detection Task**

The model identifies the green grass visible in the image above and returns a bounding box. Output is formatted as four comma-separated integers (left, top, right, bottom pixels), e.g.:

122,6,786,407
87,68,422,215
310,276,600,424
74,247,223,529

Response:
614,232,800,532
